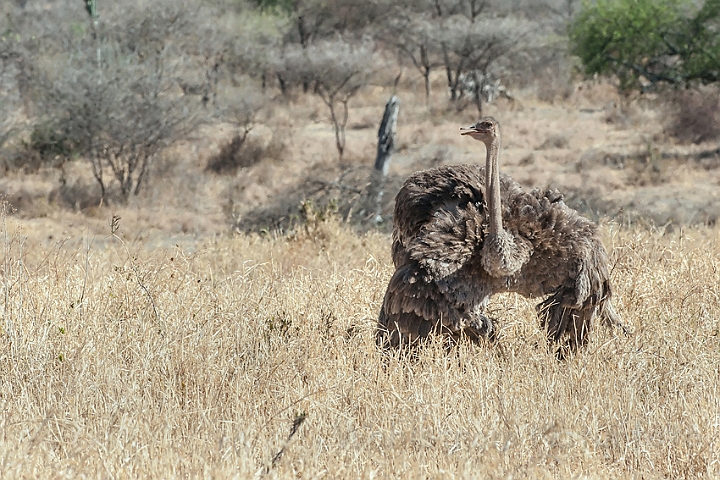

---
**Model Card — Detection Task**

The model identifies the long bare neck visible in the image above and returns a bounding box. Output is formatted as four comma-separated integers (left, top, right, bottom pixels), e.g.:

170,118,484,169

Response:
485,136,503,235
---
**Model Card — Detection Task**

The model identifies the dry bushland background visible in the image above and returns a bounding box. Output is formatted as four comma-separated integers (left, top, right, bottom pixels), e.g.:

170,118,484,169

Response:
1,0,720,477
2,0,720,233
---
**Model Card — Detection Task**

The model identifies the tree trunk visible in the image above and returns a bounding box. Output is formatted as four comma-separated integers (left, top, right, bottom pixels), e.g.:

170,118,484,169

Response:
423,70,431,99
441,44,456,100
420,45,431,98
327,97,345,160
277,73,287,94
89,150,106,204
471,70,483,115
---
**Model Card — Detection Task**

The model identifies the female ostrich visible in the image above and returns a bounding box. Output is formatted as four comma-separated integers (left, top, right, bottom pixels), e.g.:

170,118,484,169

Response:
377,117,623,355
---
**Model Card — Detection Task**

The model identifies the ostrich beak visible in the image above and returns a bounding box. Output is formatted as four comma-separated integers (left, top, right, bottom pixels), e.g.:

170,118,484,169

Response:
460,126,478,136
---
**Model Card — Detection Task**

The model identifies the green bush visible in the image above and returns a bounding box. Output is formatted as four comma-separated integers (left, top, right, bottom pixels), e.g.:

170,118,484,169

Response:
27,121,78,159
2,122,81,174
570,0,720,91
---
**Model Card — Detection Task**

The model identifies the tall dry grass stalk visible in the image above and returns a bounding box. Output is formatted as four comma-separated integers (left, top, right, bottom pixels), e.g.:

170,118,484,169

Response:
0,213,718,478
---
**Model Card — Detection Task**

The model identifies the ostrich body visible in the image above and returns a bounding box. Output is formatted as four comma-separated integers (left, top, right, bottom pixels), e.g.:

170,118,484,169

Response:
377,117,622,353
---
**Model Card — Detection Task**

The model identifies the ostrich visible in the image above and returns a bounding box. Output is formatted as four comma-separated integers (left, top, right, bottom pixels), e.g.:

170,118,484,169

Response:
377,117,624,355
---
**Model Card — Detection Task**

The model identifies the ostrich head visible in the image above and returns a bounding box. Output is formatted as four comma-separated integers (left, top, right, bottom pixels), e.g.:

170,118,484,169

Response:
460,117,500,145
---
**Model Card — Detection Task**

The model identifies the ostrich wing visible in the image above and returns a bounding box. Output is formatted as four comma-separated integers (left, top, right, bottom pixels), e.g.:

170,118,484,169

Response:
383,263,461,327
406,201,483,279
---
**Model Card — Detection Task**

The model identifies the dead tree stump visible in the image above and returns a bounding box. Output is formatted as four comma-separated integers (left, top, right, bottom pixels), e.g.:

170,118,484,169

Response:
363,95,400,223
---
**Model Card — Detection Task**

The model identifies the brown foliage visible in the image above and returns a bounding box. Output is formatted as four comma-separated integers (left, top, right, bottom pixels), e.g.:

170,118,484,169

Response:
206,134,284,175
666,87,720,144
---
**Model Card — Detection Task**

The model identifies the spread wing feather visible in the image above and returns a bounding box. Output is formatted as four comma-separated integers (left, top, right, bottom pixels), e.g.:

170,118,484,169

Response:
407,201,483,279
392,165,486,273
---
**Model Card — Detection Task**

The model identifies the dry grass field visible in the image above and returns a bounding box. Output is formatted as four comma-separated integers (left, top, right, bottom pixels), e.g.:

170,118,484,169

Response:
1,208,718,478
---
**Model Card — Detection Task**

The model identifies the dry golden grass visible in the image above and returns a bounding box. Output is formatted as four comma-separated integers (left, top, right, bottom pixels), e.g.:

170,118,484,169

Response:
1,209,718,479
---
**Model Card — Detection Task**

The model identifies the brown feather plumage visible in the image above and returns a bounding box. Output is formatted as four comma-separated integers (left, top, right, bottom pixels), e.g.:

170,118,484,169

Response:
377,120,623,355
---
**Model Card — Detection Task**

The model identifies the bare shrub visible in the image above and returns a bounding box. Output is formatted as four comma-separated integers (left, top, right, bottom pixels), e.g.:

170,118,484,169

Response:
380,12,442,98
270,0,386,47
275,39,374,159
41,50,200,203
278,0,339,49
35,2,213,206
262,0,385,94
375,1,536,109
666,88,720,144
504,32,574,104
437,14,532,112
0,69,18,163
206,85,277,174
4,0,241,202
228,17,284,88
0,21,27,171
